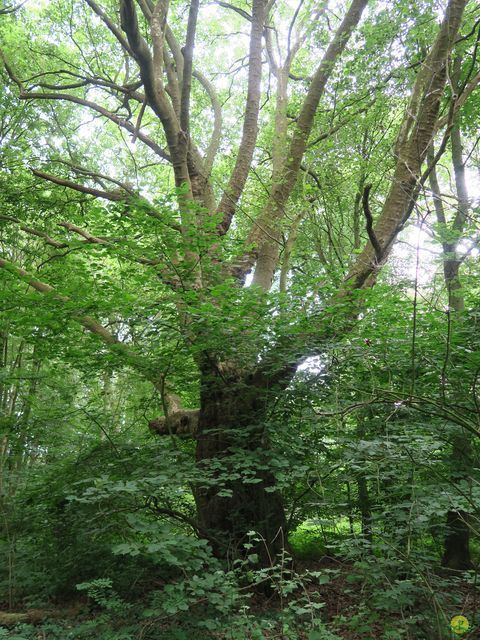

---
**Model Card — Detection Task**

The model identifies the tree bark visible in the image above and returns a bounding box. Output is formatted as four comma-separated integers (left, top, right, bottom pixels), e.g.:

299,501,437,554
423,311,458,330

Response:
194,362,288,564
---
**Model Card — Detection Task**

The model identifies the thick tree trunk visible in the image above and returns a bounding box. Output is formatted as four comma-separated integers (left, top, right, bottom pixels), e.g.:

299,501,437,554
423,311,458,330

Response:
194,363,288,564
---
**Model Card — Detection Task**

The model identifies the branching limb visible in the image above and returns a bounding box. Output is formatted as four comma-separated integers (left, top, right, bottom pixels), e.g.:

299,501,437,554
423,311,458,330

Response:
54,160,136,194
120,0,180,154
0,215,68,249
1,213,167,268
236,0,369,289
31,167,182,231
437,69,480,129
31,169,127,202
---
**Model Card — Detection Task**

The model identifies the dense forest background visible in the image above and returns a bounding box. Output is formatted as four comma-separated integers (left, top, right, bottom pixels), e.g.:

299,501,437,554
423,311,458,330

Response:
0,0,479,637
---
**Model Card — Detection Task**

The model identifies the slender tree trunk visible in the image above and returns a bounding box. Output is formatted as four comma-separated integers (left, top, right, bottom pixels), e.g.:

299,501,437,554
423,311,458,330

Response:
357,474,372,543
194,362,288,564
356,415,372,543
428,128,473,570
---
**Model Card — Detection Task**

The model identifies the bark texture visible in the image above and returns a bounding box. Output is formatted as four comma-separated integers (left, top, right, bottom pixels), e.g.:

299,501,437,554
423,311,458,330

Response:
194,363,288,562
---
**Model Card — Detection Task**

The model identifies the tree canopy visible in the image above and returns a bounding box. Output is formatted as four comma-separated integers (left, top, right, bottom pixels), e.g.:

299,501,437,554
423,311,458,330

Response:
0,0,480,637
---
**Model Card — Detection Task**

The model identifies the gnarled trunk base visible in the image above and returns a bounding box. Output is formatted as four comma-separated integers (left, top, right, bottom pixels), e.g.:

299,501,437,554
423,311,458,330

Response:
194,365,288,565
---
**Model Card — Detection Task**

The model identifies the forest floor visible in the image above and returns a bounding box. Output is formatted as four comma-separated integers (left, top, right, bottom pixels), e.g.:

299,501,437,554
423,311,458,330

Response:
0,556,478,639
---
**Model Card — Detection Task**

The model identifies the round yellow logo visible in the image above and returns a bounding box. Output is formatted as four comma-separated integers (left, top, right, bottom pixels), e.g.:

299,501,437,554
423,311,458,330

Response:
451,615,469,635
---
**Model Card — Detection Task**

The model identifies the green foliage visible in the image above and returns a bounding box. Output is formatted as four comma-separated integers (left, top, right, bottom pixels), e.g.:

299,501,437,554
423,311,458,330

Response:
1,1,480,639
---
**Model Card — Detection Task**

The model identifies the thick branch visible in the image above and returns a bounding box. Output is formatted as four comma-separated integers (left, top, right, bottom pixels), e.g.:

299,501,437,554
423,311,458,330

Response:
255,0,468,387
344,0,467,291
151,0,169,92
165,24,184,82
180,0,200,134
216,0,267,235
194,70,222,174
120,0,184,168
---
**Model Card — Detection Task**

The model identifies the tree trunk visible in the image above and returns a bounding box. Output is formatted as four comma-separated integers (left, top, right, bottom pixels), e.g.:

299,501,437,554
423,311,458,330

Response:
194,362,288,565
442,510,472,570
428,112,473,570
357,474,372,544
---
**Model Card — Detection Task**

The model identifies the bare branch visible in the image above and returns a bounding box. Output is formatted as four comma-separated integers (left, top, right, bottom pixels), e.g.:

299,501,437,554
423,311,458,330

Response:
0,0,26,15
55,160,136,193
151,0,169,92
165,24,184,82
120,0,192,193
31,167,182,231
287,0,305,56
437,69,480,129
216,1,252,22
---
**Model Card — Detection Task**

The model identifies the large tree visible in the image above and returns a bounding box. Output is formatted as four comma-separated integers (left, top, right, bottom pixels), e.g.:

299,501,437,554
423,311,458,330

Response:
0,0,476,562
